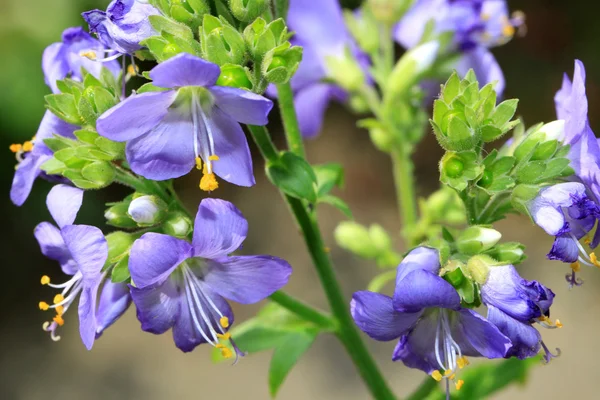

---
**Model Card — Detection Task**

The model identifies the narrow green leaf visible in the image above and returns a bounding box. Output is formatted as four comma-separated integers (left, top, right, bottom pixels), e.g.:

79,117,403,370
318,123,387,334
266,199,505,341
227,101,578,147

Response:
318,195,353,218
111,255,131,283
490,99,518,127
314,163,344,197
269,331,317,398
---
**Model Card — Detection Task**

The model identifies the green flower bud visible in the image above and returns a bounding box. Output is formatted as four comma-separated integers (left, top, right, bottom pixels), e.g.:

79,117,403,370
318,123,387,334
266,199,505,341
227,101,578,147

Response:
229,0,270,22
163,211,193,238
105,201,137,229
243,18,289,60
324,49,365,92
465,255,495,284
444,157,464,178
334,221,379,259
106,231,136,263
343,7,379,54
514,120,565,162
201,15,246,66
440,150,483,191
369,127,394,153
261,43,302,85
487,242,526,265
216,64,252,89
128,195,168,226
369,224,392,252
456,226,502,255
387,41,439,99
367,0,415,24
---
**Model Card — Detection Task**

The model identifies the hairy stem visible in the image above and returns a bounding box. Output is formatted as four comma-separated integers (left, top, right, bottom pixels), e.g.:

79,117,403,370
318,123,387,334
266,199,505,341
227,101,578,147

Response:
391,146,418,234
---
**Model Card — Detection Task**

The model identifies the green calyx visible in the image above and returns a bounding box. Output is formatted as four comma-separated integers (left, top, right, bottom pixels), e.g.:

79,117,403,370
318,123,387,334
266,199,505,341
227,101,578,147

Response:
216,64,253,89
440,150,483,191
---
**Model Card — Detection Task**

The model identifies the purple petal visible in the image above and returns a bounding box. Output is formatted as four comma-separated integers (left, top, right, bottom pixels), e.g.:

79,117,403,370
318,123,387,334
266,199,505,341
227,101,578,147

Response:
130,278,181,334
395,246,441,283
289,44,327,92
455,48,505,96
393,269,461,313
149,53,220,89
394,0,441,49
203,255,292,304
61,225,107,285
35,109,78,142
78,284,100,350
42,42,69,93
391,310,439,373
172,282,234,352
95,281,132,338
10,151,50,207
125,105,196,180
97,90,177,142
207,108,255,187
487,305,541,359
453,309,512,359
192,198,248,259
547,234,579,263
34,222,77,275
293,83,341,138
129,233,194,288
210,86,273,125
46,184,83,228
351,291,421,341
554,72,572,122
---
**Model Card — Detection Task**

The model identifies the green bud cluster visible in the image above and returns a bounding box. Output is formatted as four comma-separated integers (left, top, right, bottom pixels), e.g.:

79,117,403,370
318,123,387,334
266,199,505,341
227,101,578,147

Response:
431,70,519,151
439,150,483,191
334,222,401,268
228,0,270,22
150,0,210,32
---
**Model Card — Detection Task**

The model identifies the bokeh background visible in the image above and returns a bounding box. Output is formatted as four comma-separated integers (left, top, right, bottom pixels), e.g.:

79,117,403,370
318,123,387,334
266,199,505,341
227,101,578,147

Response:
1,0,599,399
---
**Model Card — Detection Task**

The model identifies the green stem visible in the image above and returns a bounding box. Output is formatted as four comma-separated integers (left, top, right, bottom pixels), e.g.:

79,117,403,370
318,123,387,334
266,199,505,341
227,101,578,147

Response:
114,167,170,203
276,83,306,158
247,124,396,400
269,291,335,330
391,146,418,233
406,377,439,400
477,192,510,224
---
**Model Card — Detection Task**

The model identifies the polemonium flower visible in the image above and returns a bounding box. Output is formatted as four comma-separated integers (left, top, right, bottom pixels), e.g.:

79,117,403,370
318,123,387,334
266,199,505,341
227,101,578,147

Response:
82,0,161,55
9,112,76,206
285,0,368,138
97,53,273,190
42,27,120,93
34,185,129,349
480,264,560,363
395,0,524,95
351,247,511,390
128,198,292,355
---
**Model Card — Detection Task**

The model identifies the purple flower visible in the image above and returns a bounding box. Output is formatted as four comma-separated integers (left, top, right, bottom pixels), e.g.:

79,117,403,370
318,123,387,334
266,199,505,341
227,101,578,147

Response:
395,0,523,95
480,264,560,363
82,0,161,55
42,27,121,94
10,111,77,206
284,0,368,138
351,247,511,387
34,185,129,349
128,198,292,355
97,53,273,190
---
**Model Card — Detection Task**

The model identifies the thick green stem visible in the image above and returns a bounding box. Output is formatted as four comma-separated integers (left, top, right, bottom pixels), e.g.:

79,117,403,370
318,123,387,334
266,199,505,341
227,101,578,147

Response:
247,124,396,400
391,147,418,233
269,291,335,330
276,83,306,158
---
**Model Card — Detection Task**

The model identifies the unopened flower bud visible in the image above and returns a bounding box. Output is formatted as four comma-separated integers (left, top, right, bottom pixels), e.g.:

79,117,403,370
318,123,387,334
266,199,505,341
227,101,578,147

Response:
487,242,527,265
369,127,394,153
387,41,439,98
325,49,365,92
229,0,269,22
105,201,137,228
163,211,193,238
106,231,136,262
335,221,379,259
128,195,167,225
465,255,496,284
514,120,565,161
216,64,252,89
456,226,502,255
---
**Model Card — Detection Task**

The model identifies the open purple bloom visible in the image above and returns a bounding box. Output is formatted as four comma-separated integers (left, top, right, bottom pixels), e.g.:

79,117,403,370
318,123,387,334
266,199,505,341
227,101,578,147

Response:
351,247,511,387
480,264,560,363
285,0,367,138
97,53,273,189
394,0,522,95
42,27,120,94
83,0,161,55
128,198,292,355
10,111,77,206
34,185,128,349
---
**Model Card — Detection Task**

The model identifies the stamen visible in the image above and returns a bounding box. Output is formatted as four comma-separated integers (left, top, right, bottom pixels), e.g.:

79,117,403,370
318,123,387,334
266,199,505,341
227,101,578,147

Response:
53,314,65,326
80,50,97,60
195,157,203,170
217,332,231,340
39,302,49,311
589,252,600,268
209,155,219,161
9,144,22,153
455,380,464,391
570,262,581,272
200,172,219,192
541,341,561,364
502,24,515,38
22,141,33,152
566,270,584,288
41,275,50,285
220,316,230,329
431,370,443,382
536,315,562,329
456,356,469,369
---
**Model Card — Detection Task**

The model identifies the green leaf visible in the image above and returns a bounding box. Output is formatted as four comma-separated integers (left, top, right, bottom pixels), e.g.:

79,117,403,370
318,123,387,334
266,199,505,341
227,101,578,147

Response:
149,15,194,40
111,255,131,283
40,157,67,175
480,125,503,142
269,331,317,398
442,72,460,103
95,136,125,157
266,152,317,202
540,157,570,181
81,161,115,186
515,161,546,184
318,195,353,218
74,129,100,145
43,135,76,152
45,94,81,125
490,99,518,127
485,176,515,193
491,156,515,175
313,163,344,197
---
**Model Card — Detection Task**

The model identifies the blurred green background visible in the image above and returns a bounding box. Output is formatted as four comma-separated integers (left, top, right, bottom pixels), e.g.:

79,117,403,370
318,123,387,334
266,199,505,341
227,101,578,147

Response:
2,0,600,399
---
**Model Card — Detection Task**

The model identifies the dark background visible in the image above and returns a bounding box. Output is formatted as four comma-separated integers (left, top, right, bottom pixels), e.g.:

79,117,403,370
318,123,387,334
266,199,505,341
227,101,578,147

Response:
1,0,599,399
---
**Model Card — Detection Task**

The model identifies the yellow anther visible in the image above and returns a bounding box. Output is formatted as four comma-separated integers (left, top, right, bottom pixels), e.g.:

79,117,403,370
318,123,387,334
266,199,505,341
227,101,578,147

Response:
455,380,464,391
217,332,231,340
480,12,490,21
589,252,600,268
80,50,97,60
570,261,581,272
584,237,591,245
41,275,51,285
555,319,563,328
55,305,64,316
9,144,22,153
431,370,443,382
195,157,203,170
39,302,49,311
220,347,233,359
22,141,33,152
215,343,226,349
53,314,65,326
220,316,230,329
444,369,453,377
208,155,219,161
502,24,515,37
457,356,470,369
53,294,64,304
200,173,219,192
127,64,138,76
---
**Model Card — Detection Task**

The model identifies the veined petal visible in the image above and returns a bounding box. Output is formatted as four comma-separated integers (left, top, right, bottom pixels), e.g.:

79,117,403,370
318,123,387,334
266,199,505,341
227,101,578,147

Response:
78,285,100,350
210,86,273,125
36,109,77,142
209,108,255,187
42,42,69,93
97,90,177,142
129,233,194,288
293,83,343,138
547,234,579,263
130,278,181,335
395,246,441,283
125,106,196,180
487,305,541,359
453,309,512,359
95,281,132,338
34,222,77,275
391,309,439,373
192,198,248,259
10,152,50,207
149,53,220,89
393,269,460,313
203,255,292,304
351,291,421,341
61,225,107,285
46,184,83,228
